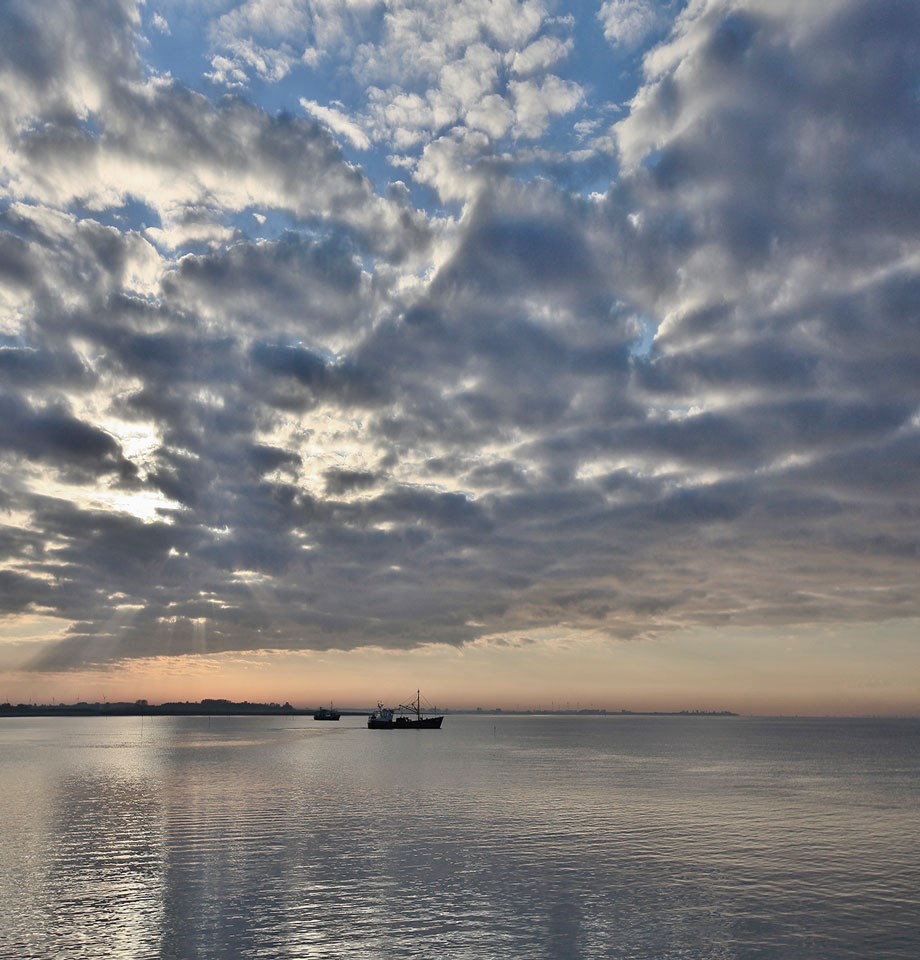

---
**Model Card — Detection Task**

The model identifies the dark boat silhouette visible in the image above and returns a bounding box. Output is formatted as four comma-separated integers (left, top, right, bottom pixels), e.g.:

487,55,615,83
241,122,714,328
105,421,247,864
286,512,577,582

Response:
313,704,340,721
368,690,443,729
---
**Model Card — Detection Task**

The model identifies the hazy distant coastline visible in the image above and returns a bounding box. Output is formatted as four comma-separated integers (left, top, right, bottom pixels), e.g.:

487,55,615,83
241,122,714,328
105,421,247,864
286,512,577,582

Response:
0,699,736,718
0,698,309,718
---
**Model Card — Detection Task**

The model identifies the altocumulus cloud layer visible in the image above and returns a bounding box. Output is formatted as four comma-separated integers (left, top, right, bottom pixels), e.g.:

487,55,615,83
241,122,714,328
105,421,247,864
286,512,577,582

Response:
1,0,919,670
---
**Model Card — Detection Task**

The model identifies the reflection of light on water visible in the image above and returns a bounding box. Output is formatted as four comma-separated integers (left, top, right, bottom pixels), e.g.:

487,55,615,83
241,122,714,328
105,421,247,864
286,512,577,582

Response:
2,716,919,958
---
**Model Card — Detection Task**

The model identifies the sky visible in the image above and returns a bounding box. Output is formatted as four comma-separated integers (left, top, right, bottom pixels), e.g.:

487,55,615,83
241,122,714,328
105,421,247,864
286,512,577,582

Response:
1,0,919,715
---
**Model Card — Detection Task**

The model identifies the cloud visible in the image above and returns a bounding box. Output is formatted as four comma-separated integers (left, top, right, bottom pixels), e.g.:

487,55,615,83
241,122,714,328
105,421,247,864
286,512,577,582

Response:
509,36,573,76
1,2,422,262
597,0,667,49
206,0,313,84
0,393,137,482
196,0,588,198
300,98,373,150
151,12,170,36
0,0,141,134
509,76,584,139
2,0,920,673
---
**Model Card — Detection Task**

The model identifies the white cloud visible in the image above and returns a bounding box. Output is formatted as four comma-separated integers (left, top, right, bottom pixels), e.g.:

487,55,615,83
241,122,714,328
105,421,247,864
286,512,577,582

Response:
510,75,584,139
206,37,297,84
366,41,510,152
465,94,515,139
197,0,572,180
597,0,663,49
438,42,502,114
151,13,171,35
414,130,494,201
509,35,572,76
300,98,373,150
207,0,311,83
368,89,435,148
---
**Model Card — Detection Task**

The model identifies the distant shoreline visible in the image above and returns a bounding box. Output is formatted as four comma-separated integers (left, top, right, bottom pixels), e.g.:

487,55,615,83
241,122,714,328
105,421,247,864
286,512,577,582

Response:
0,699,737,719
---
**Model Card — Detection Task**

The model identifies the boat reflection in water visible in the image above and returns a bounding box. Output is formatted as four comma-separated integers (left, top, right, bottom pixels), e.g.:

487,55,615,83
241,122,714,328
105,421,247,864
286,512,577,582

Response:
368,690,443,729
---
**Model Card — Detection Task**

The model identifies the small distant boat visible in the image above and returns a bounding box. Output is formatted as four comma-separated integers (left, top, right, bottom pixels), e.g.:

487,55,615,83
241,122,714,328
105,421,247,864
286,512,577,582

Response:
313,704,341,721
367,690,443,730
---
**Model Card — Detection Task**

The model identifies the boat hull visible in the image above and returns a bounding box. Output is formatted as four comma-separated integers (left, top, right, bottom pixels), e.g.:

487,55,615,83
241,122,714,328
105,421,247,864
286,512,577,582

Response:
367,715,444,729
395,715,443,729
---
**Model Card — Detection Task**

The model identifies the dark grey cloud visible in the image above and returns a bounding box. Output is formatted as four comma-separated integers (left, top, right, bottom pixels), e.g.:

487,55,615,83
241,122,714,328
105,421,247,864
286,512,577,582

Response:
0,0,139,132
433,186,602,298
248,444,301,476
0,341,93,389
0,393,136,481
249,341,386,411
169,231,373,338
324,469,379,495
0,569,52,614
614,1,920,299
0,228,36,289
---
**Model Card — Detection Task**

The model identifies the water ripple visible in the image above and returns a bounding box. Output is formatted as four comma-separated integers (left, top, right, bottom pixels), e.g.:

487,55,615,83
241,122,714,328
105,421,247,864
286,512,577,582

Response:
1,716,918,959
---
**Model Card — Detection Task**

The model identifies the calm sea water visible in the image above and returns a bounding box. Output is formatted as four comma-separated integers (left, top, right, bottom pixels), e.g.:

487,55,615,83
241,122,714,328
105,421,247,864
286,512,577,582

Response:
1,714,917,959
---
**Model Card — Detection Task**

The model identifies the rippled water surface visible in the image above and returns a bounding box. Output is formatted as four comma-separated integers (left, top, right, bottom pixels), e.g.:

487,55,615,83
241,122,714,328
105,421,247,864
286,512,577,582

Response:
1,714,918,959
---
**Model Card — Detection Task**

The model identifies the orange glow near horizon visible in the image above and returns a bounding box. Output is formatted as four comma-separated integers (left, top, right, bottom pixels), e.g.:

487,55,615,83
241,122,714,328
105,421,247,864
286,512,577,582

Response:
2,619,918,716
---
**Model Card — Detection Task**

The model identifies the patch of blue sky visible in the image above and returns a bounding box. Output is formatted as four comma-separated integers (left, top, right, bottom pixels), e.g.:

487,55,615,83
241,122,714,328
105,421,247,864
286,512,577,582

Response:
629,315,658,358
565,1,650,106
231,206,314,243
137,6,214,92
139,8,343,110
73,196,163,233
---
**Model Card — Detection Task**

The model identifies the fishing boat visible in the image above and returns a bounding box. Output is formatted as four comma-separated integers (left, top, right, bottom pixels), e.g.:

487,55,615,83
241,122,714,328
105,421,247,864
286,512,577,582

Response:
367,703,395,729
367,690,443,729
313,703,340,721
